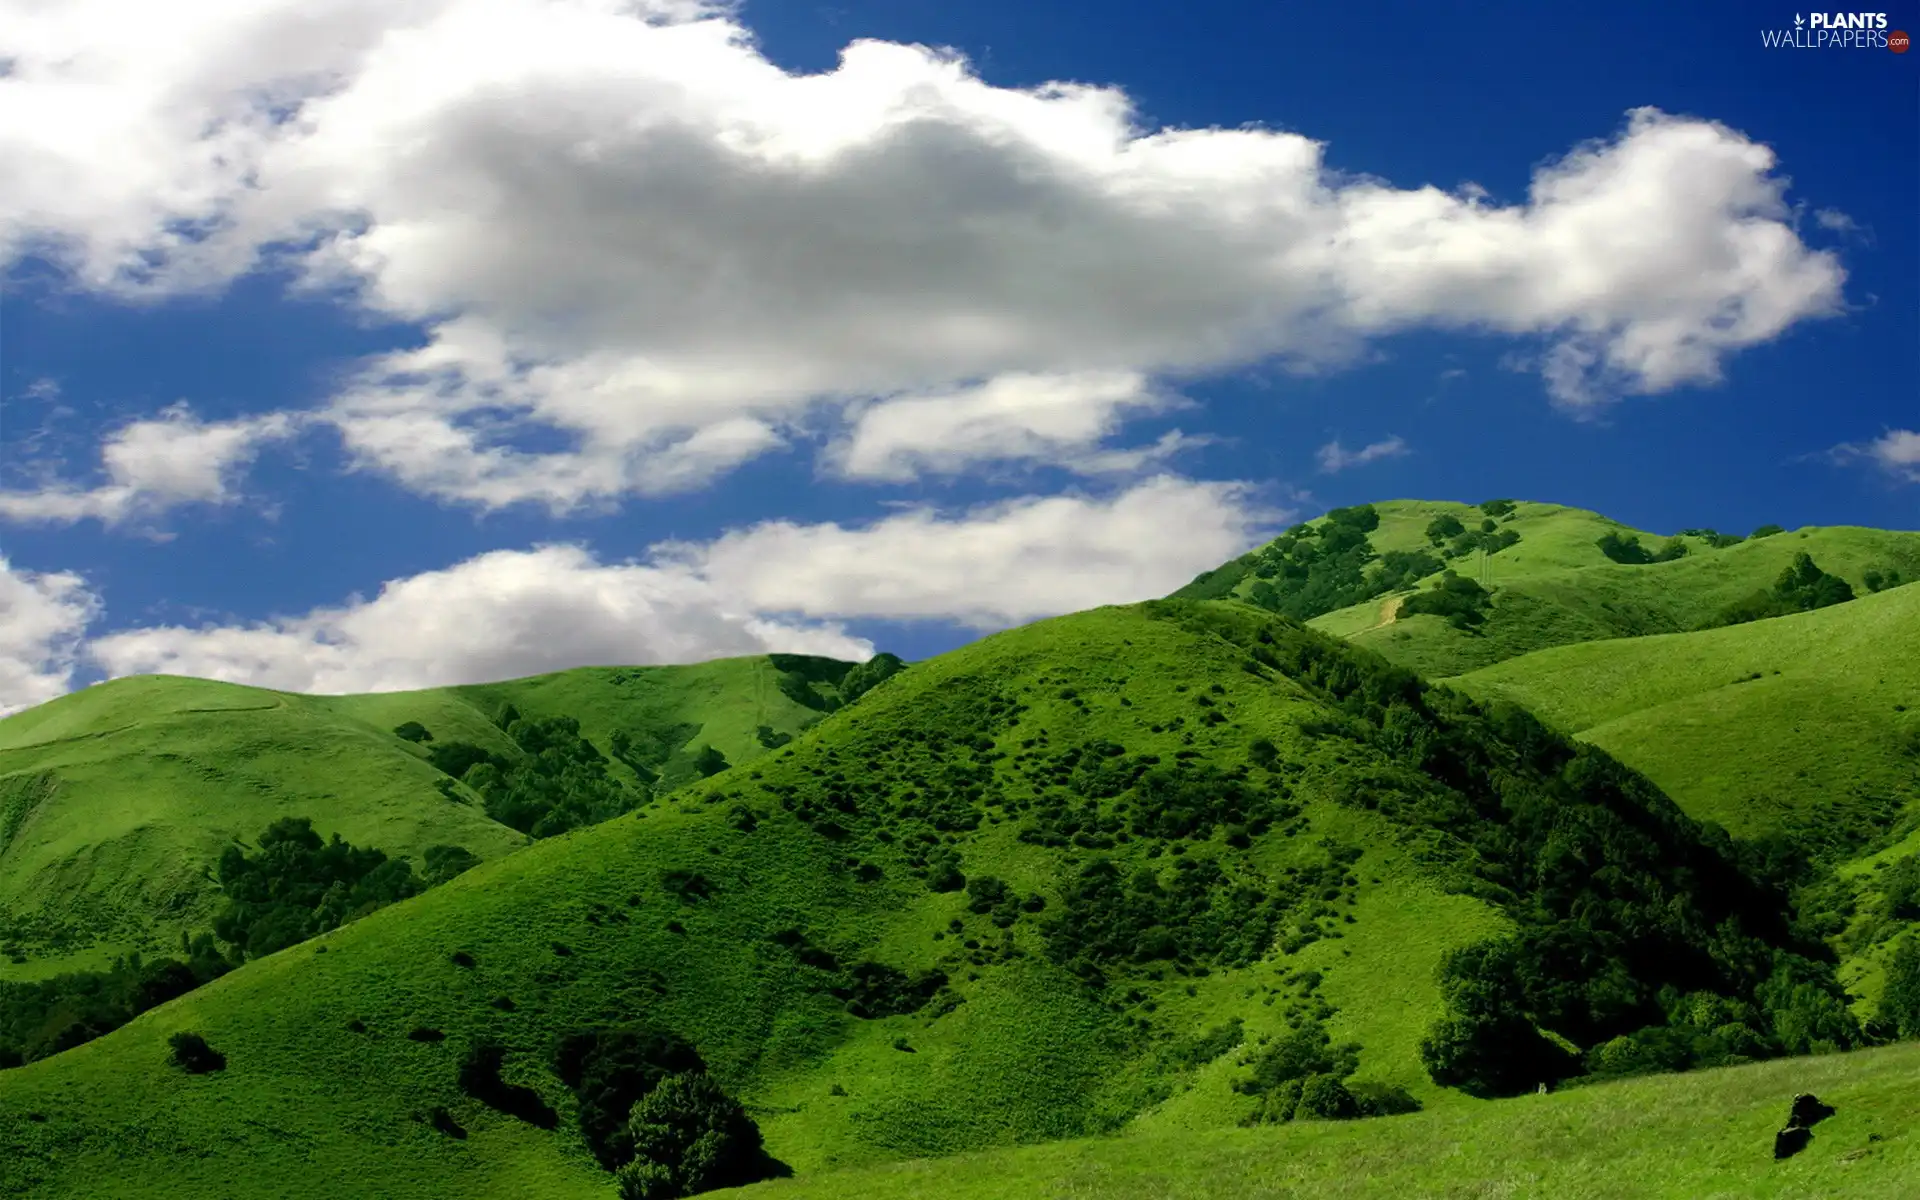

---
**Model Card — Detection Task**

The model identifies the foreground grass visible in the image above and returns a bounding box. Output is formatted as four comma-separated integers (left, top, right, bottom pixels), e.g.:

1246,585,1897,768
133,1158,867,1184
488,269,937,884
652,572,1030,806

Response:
732,1041,1920,1200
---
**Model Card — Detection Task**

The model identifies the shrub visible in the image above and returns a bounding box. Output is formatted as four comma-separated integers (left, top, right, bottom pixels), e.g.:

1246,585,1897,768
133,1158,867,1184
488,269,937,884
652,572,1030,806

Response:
393,721,433,743
168,1031,225,1074
554,1028,706,1170
615,1071,775,1199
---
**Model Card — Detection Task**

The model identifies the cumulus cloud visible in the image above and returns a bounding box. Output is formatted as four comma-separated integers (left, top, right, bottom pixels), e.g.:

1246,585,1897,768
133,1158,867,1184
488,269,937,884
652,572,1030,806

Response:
0,405,298,528
0,557,100,716
827,371,1196,482
1829,429,1920,484
85,544,876,694
1315,435,1409,474
0,1,1849,510
662,474,1277,628
83,474,1272,691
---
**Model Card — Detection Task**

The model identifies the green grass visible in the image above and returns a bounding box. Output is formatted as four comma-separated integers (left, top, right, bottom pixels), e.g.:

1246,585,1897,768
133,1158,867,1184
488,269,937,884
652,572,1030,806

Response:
0,603,1537,1198
729,1040,1920,1199
4,498,1919,1200
1308,514,1920,678
1445,580,1920,842
0,658,836,978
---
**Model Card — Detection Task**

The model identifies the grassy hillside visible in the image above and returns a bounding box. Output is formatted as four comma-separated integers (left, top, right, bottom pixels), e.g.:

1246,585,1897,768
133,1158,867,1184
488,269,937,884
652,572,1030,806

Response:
1447,580,1920,846
1332,522,1920,679
0,657,846,979
1445,581,1920,1023
734,1039,1920,1199
0,600,1863,1199
1174,498,1920,680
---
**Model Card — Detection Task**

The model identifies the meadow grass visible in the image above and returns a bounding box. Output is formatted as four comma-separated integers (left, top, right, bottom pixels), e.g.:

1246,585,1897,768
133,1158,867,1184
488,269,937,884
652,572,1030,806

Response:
730,1040,1920,1200
0,659,832,978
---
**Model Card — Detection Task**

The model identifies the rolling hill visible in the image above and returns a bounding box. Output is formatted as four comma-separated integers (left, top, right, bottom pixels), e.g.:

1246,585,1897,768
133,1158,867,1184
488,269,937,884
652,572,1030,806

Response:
0,655,859,980
0,598,1873,1199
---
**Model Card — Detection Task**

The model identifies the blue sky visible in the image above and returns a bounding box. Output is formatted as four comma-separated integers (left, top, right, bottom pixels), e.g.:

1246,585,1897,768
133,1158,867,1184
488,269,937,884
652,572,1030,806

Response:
0,0,1914,710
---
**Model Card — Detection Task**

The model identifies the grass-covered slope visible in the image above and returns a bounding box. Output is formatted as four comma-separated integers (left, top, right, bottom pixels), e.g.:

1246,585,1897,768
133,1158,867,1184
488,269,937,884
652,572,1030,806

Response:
1175,497,1920,678
0,601,1854,1199
734,1039,1920,1200
1447,581,1920,845
1335,523,1920,678
0,657,846,979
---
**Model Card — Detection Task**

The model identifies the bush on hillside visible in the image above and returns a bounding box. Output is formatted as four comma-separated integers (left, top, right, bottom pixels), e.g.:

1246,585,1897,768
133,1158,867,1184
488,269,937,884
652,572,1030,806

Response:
1863,565,1907,593
1398,571,1491,629
393,720,433,743
1596,532,1687,565
168,1031,225,1074
615,1070,778,1199
554,1028,707,1170
1425,514,1467,544
1750,524,1786,539
1706,552,1855,629
1479,499,1517,518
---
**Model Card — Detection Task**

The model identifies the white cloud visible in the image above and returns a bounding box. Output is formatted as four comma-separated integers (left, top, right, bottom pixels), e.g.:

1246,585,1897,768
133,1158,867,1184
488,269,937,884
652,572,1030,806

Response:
82,473,1274,691
85,543,876,694
662,474,1277,628
0,1,1849,510
828,371,1194,482
1830,429,1920,484
0,405,298,528
1315,435,1409,474
0,557,100,716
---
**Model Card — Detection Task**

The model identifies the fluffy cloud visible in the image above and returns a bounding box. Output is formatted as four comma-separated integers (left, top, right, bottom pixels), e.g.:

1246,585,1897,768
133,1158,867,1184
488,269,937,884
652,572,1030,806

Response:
85,544,876,694
0,405,297,528
827,371,1194,482
1829,429,1920,484
82,474,1272,691
0,557,100,716
662,474,1276,628
1315,436,1409,474
0,1,1849,511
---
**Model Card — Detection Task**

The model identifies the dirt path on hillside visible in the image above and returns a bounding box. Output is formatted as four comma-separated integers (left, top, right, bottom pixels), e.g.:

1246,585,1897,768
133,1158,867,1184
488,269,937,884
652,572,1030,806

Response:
1362,594,1405,634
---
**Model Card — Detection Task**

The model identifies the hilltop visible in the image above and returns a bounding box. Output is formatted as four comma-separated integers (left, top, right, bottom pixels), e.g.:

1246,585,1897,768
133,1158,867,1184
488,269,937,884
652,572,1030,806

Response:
0,599,1866,1199
1175,499,1920,679
0,655,862,980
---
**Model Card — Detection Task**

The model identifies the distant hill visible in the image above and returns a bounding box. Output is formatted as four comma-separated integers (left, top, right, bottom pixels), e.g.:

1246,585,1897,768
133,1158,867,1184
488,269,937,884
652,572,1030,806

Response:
0,601,1859,1199
1174,499,1920,679
0,656,855,980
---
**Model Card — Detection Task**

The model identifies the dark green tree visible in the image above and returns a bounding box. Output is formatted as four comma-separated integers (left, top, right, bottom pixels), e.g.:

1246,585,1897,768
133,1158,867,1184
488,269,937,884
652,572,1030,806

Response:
615,1071,772,1199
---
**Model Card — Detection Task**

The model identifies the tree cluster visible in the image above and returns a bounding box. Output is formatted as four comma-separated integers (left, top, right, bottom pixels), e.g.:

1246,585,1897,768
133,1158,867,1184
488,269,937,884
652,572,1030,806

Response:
1397,571,1492,630
213,817,445,958
1595,531,1689,565
1707,552,1855,629
427,714,643,837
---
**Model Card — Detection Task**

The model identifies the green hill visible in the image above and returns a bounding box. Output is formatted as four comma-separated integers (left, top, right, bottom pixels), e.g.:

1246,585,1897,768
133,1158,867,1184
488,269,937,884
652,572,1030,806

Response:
1174,499,1920,679
1446,580,1920,846
0,600,1869,1199
0,656,853,980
